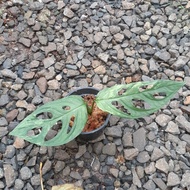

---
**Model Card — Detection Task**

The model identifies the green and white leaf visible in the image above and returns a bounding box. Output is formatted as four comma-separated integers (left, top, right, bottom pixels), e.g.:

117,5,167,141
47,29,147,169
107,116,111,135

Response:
96,80,184,119
10,95,87,146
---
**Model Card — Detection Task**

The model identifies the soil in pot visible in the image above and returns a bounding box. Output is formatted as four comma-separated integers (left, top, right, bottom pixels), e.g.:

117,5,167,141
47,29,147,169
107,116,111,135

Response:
70,94,108,132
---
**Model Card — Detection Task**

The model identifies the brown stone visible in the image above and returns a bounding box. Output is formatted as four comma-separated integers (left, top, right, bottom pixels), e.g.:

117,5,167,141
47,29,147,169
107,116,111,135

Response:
6,109,19,122
13,137,25,149
22,72,35,79
184,96,190,105
125,77,132,84
36,77,47,93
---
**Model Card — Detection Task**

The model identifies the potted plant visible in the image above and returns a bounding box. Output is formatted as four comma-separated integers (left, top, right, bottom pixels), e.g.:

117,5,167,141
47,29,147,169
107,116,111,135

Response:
10,80,184,146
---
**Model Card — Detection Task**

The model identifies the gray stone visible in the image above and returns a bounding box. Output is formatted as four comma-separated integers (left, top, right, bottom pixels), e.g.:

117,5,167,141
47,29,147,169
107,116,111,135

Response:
167,172,180,186
110,168,119,178
184,77,190,88
67,69,80,77
110,25,121,34
145,162,156,174
155,114,172,127
137,151,150,163
132,167,141,188
1,69,17,79
58,0,65,9
4,145,15,158
105,126,122,137
158,37,167,48
131,27,144,35
153,178,167,190
82,59,91,66
171,26,182,35
64,7,74,18
0,127,8,138
33,22,41,31
31,174,41,186
155,158,169,173
102,143,116,156
114,33,124,42
62,166,70,176
26,156,37,167
70,171,81,180
181,134,190,145
168,13,177,21
42,56,55,68
176,115,190,133
42,160,52,175
168,133,180,144
148,36,157,46
124,148,139,160
64,30,72,40
72,36,82,45
181,172,190,187
122,132,133,147
0,45,6,53
20,166,32,180
94,32,104,44
92,158,100,172
133,128,146,151
4,164,16,187
122,16,133,27
75,145,86,159
0,94,9,107
29,2,44,10
151,147,164,161
155,51,171,62
14,179,24,190
43,42,56,55
176,141,186,155
38,36,48,45
152,25,160,36
149,58,159,71
173,56,189,70
19,37,31,47
143,180,156,190
136,166,144,179
0,117,8,126
165,121,180,134
0,168,3,178
98,53,109,63
54,161,65,173
82,169,91,179
93,142,104,155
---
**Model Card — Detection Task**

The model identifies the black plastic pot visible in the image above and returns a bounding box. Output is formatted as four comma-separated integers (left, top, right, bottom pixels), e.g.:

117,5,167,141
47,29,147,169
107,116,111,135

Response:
68,87,111,141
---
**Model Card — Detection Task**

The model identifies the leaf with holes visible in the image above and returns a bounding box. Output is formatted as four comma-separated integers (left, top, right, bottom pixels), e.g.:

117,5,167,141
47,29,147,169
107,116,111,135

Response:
96,80,184,119
10,95,88,146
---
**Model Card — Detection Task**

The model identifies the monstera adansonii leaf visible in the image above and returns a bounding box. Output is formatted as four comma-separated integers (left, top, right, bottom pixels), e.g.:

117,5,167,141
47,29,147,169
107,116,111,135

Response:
96,80,184,119
10,95,88,146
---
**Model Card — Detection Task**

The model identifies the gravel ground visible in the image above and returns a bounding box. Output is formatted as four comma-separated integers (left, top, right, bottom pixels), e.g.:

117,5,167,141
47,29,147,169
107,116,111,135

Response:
1,0,190,189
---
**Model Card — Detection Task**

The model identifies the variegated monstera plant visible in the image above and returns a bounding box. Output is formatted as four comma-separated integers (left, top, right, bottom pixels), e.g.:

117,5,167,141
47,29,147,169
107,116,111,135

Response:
10,80,184,146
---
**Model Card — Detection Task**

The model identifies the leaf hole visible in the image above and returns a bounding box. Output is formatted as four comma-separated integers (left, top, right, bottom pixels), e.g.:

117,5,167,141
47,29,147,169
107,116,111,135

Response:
112,101,131,115
27,127,42,137
69,116,75,133
118,88,127,95
132,99,151,109
45,120,62,141
36,112,53,119
62,106,71,110
139,84,153,92
153,92,167,99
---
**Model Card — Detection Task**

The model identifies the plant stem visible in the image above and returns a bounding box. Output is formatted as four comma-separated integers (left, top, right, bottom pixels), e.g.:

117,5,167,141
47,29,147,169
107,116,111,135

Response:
86,100,95,115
